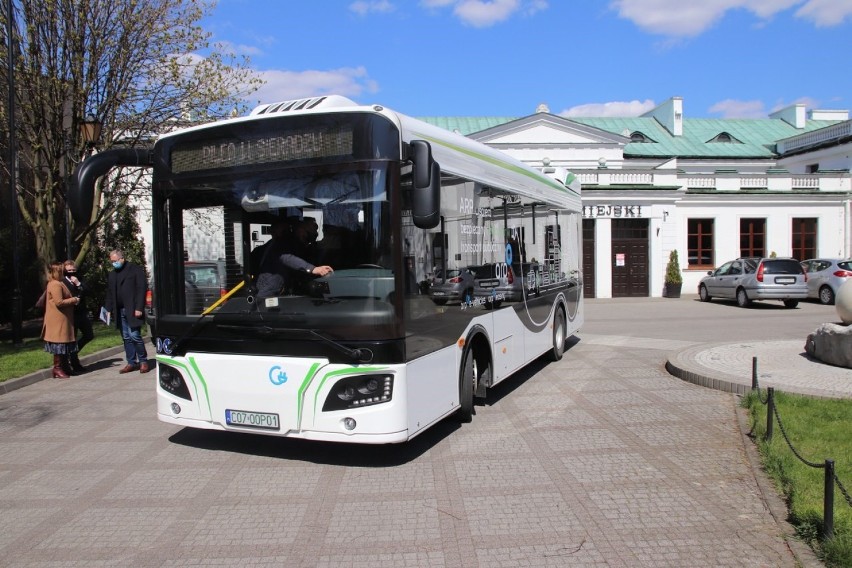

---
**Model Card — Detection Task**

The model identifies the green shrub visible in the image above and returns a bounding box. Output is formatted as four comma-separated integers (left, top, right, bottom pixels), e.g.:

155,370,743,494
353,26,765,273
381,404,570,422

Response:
665,250,682,284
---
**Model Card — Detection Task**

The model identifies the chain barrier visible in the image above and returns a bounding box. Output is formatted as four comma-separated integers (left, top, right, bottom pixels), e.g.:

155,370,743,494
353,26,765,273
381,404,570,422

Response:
836,470,852,508
749,357,852,539
760,390,852,499
751,357,769,404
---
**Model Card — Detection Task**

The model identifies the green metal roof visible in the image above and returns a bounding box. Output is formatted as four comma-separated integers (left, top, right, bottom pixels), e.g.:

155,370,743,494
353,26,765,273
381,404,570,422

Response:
417,115,843,159
415,116,515,135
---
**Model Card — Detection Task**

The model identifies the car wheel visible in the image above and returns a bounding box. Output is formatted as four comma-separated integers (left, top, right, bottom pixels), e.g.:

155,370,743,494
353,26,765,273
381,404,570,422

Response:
698,284,712,302
783,299,799,309
550,309,566,361
819,286,835,305
736,288,751,307
457,348,476,423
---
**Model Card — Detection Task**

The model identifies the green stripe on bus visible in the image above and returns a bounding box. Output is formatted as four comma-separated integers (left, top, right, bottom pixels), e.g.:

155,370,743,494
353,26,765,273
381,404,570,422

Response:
411,131,579,196
297,362,322,426
187,357,212,417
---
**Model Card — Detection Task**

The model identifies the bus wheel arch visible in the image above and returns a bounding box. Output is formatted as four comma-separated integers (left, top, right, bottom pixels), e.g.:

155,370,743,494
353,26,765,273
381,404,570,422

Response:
457,329,492,423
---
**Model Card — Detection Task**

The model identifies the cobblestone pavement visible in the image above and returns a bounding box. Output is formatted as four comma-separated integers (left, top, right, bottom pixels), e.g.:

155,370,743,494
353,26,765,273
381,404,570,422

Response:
0,330,817,567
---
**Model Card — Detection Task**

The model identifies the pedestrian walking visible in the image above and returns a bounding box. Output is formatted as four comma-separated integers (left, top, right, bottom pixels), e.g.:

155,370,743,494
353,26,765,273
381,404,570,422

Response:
63,259,94,372
104,249,151,374
40,261,81,379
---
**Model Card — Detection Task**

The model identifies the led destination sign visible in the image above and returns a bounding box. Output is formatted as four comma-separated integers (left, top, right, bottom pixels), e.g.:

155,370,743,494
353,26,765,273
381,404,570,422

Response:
171,125,354,174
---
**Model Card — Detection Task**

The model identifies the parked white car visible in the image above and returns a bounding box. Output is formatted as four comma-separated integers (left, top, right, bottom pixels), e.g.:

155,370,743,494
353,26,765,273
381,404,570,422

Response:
799,258,852,305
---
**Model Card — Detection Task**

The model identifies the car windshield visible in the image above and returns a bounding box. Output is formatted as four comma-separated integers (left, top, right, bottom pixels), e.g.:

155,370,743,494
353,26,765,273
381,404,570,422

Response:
838,261,852,271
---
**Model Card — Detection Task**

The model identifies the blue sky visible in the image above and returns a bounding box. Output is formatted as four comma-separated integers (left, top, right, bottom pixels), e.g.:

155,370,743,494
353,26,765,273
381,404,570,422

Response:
203,0,852,119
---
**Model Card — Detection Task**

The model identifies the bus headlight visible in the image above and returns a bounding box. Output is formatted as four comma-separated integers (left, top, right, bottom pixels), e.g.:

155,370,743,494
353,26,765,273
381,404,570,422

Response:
158,364,192,401
323,374,393,411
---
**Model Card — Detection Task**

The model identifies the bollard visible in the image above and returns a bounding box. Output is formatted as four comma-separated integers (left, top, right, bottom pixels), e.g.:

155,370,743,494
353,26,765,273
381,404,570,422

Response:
824,459,835,539
765,388,774,442
752,356,758,390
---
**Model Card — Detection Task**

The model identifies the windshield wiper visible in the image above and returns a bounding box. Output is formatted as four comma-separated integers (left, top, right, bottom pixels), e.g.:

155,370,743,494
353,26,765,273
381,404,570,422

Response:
215,323,373,363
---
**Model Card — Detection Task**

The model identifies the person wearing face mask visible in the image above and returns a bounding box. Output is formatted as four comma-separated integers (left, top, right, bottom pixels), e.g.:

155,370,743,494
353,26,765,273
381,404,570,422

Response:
41,261,81,378
63,259,94,372
104,249,151,374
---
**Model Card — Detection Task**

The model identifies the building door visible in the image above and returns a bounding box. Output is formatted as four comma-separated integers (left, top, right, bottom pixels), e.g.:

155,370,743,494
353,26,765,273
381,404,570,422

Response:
582,219,595,298
611,219,648,297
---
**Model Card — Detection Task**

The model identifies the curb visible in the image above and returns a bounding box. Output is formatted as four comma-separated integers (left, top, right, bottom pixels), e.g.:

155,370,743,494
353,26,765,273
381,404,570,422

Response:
0,346,126,396
665,346,752,396
666,341,852,400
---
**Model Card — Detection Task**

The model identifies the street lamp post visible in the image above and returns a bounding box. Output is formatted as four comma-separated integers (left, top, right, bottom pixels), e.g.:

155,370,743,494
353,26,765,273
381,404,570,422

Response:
65,114,102,259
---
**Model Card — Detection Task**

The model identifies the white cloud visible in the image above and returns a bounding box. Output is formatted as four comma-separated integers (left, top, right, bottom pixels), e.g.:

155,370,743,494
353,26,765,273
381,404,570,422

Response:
559,99,656,117
454,0,521,27
708,99,767,118
421,0,546,27
710,96,829,119
794,0,852,26
609,0,850,38
769,96,821,112
249,67,379,106
349,1,397,16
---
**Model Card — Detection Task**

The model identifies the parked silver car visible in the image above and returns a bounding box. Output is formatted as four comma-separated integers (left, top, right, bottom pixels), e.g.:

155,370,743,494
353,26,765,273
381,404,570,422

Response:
472,262,540,308
799,258,852,305
428,267,476,305
698,257,808,308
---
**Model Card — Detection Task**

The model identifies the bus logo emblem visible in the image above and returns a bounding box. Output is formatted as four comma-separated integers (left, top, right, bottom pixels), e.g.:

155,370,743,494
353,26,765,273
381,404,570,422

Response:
269,366,288,385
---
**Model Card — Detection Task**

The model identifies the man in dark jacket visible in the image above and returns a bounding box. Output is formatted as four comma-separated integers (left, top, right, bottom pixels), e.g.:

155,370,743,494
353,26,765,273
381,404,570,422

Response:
105,249,151,374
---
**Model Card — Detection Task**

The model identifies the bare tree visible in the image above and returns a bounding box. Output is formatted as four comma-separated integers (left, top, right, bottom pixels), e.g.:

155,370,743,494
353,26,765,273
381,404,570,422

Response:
1,0,261,274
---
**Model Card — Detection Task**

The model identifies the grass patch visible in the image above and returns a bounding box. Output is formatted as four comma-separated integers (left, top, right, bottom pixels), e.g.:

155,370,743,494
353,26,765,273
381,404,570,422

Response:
0,323,131,382
743,390,852,567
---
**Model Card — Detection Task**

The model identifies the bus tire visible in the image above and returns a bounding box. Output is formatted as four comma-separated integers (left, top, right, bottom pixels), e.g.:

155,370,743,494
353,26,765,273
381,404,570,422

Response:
550,309,566,361
457,348,476,423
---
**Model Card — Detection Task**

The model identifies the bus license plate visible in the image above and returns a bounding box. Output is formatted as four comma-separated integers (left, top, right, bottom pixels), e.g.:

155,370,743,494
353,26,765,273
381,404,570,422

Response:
225,409,280,430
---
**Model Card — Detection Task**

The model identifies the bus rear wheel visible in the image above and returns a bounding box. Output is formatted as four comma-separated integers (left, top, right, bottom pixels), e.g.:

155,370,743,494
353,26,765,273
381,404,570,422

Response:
550,309,566,361
458,348,477,423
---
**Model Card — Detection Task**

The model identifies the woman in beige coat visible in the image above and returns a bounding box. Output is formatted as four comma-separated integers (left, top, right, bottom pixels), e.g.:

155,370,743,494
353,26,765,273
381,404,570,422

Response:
40,261,81,378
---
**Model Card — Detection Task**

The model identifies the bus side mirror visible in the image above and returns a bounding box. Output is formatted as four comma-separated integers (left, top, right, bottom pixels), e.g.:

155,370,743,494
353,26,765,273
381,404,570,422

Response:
409,140,440,229
70,148,153,223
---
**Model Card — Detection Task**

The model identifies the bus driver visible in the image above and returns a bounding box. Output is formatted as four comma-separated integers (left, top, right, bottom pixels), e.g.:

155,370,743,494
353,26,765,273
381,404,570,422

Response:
256,217,334,297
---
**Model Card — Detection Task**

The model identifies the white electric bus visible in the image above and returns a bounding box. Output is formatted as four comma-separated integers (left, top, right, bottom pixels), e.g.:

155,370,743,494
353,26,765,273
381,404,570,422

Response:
71,96,583,443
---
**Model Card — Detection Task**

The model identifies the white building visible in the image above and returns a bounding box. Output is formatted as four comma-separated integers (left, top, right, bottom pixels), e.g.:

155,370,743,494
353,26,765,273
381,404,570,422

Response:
421,97,852,298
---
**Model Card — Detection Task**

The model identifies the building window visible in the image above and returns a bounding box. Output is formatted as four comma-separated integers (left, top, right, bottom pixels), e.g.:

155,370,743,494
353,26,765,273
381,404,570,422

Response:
687,219,714,268
740,218,766,257
792,218,817,260
806,163,818,173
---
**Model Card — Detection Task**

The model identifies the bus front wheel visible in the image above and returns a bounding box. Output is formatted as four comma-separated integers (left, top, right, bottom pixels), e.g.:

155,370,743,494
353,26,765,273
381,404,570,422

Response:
458,348,476,423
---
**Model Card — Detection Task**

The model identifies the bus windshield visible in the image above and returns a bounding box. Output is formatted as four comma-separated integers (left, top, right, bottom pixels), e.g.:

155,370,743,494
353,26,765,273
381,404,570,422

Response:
156,163,399,345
